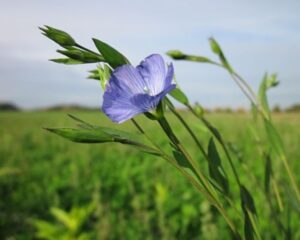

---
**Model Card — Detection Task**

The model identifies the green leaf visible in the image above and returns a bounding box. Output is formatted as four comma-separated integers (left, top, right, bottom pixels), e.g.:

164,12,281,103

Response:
93,38,129,68
240,186,257,240
68,114,160,156
264,153,272,194
50,207,76,231
39,25,75,48
173,150,192,169
50,58,84,65
207,138,229,194
169,88,189,105
264,120,285,158
45,127,114,143
209,37,233,72
244,211,255,240
240,185,256,215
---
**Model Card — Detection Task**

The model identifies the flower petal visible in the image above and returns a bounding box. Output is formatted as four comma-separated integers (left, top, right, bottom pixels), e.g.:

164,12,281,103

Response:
110,64,146,95
130,83,176,111
137,54,167,95
102,91,143,123
164,63,174,88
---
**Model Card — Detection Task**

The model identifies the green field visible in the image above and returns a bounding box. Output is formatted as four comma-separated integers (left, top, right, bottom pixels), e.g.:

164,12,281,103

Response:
0,111,299,239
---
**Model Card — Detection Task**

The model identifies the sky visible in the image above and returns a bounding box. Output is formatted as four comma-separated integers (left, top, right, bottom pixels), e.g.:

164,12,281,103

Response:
0,0,299,109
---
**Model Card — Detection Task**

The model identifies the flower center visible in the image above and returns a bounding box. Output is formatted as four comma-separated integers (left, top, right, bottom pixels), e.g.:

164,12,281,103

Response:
143,86,151,94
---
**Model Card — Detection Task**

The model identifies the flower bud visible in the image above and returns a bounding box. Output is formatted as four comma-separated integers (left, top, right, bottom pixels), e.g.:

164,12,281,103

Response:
166,50,185,59
40,25,75,47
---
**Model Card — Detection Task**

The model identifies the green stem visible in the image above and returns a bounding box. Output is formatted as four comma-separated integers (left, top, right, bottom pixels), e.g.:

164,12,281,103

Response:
131,118,240,237
216,63,300,203
75,43,102,56
157,116,216,195
168,106,207,158
187,104,242,187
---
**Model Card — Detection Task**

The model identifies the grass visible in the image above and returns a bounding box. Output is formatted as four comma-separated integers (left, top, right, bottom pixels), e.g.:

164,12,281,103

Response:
0,111,299,239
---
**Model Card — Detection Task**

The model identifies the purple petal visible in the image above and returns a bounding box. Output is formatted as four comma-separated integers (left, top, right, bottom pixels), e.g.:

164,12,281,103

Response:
102,54,176,123
110,64,146,95
102,92,143,123
130,83,176,111
137,54,167,95
164,63,174,88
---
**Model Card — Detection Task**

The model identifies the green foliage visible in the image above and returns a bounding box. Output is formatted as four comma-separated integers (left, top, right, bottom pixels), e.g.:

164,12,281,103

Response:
93,38,130,68
169,88,189,105
0,112,299,239
32,204,95,240
207,138,229,195
45,127,114,144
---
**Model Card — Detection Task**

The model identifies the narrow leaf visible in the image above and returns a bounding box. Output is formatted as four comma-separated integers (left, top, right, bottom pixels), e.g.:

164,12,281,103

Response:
50,58,83,65
264,153,272,194
240,185,257,215
45,128,113,143
93,38,129,68
173,150,192,169
169,88,189,105
207,138,229,194
244,211,255,240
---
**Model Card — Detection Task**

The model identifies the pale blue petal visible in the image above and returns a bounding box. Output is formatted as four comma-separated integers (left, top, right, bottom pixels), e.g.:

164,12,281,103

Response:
137,54,167,95
111,64,146,95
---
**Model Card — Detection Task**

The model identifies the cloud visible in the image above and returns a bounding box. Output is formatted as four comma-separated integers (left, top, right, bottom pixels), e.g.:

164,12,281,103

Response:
0,0,299,108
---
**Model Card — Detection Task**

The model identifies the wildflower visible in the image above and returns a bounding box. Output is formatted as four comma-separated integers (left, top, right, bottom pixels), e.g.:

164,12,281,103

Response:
102,54,175,123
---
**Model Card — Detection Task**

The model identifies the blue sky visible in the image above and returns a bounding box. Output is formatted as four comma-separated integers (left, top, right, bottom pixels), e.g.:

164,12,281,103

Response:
0,0,299,109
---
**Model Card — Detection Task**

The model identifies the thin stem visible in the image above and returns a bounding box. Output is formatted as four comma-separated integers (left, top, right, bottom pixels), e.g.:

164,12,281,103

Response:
168,106,207,158
158,116,217,196
75,43,102,56
214,62,300,203
130,118,240,237
187,104,242,187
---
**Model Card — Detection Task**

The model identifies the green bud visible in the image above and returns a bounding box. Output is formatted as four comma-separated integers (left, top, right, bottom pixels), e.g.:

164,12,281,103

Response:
209,37,222,55
266,74,279,88
57,49,104,63
194,102,204,117
98,64,112,90
40,25,75,47
166,50,185,59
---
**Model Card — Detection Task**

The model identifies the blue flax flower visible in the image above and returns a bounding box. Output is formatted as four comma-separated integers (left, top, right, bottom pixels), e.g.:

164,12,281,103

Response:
102,54,175,123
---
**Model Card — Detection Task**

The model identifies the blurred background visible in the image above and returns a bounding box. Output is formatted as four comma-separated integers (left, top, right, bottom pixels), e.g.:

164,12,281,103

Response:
1,0,299,110
1,1,300,239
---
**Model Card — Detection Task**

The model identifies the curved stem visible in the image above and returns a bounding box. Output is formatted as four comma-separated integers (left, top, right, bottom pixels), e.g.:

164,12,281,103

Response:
187,104,242,187
131,118,240,237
